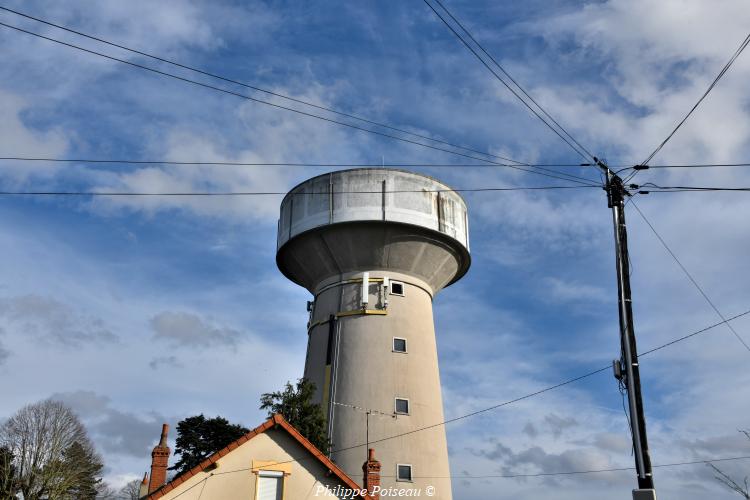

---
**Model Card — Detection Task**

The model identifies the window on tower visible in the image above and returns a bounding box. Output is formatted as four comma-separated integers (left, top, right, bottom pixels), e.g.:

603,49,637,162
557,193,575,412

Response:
397,464,413,482
390,281,404,296
395,398,410,415
393,337,407,353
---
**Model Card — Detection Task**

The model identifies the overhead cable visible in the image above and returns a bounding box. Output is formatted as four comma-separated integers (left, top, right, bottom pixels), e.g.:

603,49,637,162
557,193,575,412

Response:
641,32,750,166
429,0,596,161
422,0,597,167
244,308,750,469
0,21,599,187
209,454,750,482
637,186,750,193
0,5,527,168
621,163,750,171
0,157,590,168
0,186,599,197
630,200,750,352
373,455,750,479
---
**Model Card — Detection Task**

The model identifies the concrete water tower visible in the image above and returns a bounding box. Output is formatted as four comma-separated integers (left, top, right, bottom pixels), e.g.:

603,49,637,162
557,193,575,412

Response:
276,169,470,499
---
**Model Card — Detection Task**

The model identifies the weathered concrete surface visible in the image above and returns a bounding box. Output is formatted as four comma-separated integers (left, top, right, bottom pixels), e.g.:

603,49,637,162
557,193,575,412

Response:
277,169,470,500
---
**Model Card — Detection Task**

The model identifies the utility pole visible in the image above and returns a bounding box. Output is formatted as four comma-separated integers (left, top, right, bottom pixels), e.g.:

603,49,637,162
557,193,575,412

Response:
596,159,656,500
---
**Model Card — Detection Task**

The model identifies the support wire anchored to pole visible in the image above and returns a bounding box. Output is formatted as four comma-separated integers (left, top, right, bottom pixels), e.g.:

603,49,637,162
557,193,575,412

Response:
595,157,657,500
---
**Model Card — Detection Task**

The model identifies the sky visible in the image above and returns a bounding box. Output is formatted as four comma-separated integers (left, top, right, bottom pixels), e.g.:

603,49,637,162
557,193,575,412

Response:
1,0,749,498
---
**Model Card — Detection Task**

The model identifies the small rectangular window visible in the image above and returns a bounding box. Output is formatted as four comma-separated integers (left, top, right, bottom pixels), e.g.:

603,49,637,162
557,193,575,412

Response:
256,471,284,500
397,464,413,482
390,281,404,296
393,337,407,353
395,398,409,415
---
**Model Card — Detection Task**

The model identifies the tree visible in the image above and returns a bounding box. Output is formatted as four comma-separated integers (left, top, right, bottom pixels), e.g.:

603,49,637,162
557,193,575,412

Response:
0,399,104,499
60,441,104,499
0,446,17,498
117,478,142,500
709,430,750,498
169,415,249,477
260,378,329,454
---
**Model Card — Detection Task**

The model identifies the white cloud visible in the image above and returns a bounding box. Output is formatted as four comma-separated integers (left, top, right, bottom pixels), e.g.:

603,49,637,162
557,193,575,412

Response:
151,311,242,349
530,0,750,163
0,90,68,183
543,277,606,304
0,294,118,347
50,390,170,458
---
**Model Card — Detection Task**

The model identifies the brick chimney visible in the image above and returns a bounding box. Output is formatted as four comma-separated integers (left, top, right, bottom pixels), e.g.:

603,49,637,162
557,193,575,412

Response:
362,448,381,499
148,424,171,494
139,472,149,498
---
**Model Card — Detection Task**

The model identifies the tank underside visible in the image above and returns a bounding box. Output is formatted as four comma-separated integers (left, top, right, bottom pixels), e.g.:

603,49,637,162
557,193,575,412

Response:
276,220,470,295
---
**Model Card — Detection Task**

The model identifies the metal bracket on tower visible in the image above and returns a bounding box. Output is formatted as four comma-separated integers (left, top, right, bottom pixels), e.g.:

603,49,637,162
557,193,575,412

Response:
361,272,369,308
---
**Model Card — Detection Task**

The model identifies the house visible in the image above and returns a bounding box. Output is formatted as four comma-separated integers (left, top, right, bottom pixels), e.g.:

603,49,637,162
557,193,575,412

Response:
141,414,378,500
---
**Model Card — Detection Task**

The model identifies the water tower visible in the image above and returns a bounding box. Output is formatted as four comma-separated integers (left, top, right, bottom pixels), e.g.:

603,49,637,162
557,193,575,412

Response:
276,169,470,499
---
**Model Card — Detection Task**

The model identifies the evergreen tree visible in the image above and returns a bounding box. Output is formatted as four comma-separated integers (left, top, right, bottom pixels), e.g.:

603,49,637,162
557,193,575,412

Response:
260,378,329,454
0,446,17,498
170,415,249,476
60,441,103,499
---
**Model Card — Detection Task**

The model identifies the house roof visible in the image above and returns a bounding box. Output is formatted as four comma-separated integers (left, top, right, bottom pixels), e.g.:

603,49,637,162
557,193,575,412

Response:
147,414,372,499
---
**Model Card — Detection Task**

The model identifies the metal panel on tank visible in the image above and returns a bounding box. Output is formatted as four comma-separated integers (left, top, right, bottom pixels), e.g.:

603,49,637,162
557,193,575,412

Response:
277,169,469,251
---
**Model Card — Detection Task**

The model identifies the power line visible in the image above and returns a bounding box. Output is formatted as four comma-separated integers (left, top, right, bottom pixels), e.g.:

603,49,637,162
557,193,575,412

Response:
0,22,544,179
140,307,750,481
34,156,750,171
0,186,599,197
639,308,750,357
139,306,750,492
0,157,590,168
625,163,750,170
641,31,750,166
217,455,750,482
0,5,527,169
167,454,750,482
195,474,209,500
631,200,750,353
371,455,750,479
0,18,598,186
428,0,596,162
244,308,750,470
156,476,208,500
637,186,750,193
422,0,597,166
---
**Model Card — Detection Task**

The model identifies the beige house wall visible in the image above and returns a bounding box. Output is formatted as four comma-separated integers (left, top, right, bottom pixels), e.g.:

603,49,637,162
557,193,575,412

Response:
155,428,360,500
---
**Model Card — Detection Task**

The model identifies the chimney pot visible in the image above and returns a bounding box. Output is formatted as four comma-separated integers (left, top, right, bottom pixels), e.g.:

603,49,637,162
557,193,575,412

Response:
139,472,150,499
148,423,171,494
159,424,169,446
362,448,381,499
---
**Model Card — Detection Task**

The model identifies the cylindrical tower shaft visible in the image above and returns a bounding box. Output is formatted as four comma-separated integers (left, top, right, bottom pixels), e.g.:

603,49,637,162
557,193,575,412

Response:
305,271,451,497
276,169,470,500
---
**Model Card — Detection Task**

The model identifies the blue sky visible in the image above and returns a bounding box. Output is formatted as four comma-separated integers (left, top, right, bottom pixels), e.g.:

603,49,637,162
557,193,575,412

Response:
1,1,750,498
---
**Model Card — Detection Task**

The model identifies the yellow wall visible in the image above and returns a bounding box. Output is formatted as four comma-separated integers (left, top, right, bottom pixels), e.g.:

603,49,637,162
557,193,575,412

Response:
156,428,364,500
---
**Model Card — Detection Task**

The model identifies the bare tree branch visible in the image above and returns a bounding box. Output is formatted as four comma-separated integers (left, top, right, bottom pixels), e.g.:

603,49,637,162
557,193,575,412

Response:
708,430,750,499
0,399,104,499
